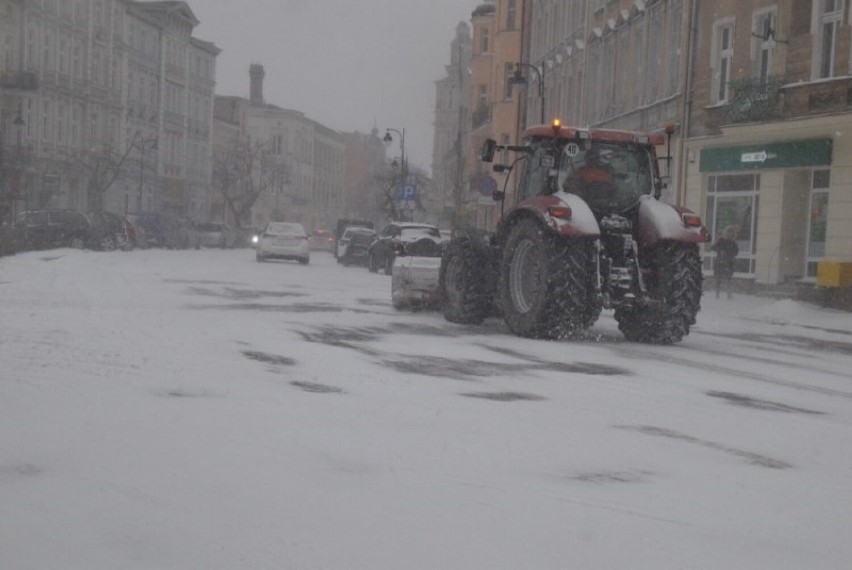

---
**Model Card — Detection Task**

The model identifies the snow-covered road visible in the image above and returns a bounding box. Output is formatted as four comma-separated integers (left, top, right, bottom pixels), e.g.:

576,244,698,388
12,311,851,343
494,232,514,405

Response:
2,248,851,569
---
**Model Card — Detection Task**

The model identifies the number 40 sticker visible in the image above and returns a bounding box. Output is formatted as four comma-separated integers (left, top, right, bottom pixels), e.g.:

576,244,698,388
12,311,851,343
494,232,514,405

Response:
564,142,580,157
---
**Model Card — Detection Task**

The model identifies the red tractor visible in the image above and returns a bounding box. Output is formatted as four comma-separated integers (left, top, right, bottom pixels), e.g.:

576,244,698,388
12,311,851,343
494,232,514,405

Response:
439,120,707,344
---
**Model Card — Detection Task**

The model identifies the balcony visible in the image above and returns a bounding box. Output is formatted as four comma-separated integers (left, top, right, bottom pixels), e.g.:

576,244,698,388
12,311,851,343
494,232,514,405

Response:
725,76,784,123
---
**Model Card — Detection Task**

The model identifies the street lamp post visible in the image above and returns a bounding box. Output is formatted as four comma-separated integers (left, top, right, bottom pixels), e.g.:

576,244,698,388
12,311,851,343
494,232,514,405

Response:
382,128,406,180
383,127,408,221
509,62,546,124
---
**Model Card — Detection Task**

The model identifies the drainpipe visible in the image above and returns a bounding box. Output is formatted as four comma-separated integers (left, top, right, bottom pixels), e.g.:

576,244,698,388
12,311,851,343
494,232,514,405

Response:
677,0,700,207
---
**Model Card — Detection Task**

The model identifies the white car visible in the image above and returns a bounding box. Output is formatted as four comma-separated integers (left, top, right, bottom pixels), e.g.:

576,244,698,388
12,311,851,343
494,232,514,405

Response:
256,222,310,264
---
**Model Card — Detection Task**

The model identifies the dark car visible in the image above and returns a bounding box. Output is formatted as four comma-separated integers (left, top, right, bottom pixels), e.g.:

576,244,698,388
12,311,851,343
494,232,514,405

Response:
234,226,261,248
86,211,132,251
13,209,92,251
334,218,374,258
337,226,377,266
133,213,197,249
367,222,442,274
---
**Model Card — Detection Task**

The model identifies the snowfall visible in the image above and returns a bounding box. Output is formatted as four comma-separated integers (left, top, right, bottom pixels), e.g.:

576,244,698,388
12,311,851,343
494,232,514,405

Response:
1,247,851,570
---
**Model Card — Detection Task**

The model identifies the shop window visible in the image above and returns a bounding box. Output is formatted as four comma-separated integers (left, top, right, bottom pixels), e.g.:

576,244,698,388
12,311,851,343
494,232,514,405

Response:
704,173,760,275
806,169,830,278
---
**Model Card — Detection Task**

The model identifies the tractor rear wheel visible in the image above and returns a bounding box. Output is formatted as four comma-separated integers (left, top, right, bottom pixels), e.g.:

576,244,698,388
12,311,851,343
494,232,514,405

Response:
615,242,702,344
440,243,490,324
499,218,595,339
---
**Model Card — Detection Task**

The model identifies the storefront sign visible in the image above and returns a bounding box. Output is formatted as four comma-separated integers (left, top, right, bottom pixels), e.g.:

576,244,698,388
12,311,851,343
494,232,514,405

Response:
699,138,832,172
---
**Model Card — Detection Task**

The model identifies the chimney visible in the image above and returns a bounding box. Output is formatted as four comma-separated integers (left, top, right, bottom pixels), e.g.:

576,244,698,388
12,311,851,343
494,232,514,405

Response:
249,63,265,106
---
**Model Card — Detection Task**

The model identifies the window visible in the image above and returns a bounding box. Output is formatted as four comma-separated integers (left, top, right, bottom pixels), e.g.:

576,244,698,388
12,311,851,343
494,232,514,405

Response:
704,174,760,275
711,19,735,104
632,14,646,108
806,170,830,278
644,4,664,104
503,62,514,99
666,0,684,96
480,27,489,53
506,0,516,29
815,0,842,79
752,8,777,82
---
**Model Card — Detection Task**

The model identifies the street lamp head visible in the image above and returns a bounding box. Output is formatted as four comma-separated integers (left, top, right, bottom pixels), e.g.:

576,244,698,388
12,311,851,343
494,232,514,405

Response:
383,131,393,143
508,68,527,86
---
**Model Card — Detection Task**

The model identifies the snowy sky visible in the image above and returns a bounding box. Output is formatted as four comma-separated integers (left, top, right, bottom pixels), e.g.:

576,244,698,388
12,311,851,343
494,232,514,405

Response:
2,247,852,568
191,0,481,173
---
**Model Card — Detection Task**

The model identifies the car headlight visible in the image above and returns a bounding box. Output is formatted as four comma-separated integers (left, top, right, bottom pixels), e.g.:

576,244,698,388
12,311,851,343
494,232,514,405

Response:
252,235,259,244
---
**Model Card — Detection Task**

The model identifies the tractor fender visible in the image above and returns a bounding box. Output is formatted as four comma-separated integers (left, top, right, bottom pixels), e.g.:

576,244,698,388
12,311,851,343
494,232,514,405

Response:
637,195,708,247
500,193,600,241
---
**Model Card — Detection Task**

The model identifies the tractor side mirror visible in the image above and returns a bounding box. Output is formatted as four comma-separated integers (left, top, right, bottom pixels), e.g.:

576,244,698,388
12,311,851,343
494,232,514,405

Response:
481,139,497,163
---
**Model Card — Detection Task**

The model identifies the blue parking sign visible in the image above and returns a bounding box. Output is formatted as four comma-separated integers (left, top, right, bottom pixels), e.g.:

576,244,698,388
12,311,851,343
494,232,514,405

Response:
395,183,418,201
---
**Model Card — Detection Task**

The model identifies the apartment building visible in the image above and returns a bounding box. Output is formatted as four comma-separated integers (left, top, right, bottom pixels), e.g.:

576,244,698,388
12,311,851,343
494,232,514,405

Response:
0,0,218,222
213,65,346,232
432,21,471,228
683,0,852,286
467,0,526,229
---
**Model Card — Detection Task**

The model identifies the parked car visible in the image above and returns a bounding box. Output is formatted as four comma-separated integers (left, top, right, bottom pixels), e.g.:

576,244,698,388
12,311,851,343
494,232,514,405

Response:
130,213,197,249
367,222,442,274
13,209,92,251
256,222,310,264
337,226,377,266
234,226,261,248
308,229,334,252
196,222,236,248
86,211,132,251
334,218,374,258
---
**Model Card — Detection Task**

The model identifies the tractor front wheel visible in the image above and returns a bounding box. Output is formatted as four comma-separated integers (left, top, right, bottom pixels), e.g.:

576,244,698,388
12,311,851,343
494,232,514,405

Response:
440,243,490,324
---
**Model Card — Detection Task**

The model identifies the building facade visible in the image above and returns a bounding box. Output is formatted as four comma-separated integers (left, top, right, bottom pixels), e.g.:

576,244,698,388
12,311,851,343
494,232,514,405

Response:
466,0,526,229
213,64,346,232
683,0,852,286
432,21,471,229
0,0,218,224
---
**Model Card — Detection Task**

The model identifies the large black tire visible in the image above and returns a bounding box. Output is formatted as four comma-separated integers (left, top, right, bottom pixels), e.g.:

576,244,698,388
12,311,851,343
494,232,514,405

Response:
615,242,703,344
69,235,86,249
499,218,596,339
440,243,490,324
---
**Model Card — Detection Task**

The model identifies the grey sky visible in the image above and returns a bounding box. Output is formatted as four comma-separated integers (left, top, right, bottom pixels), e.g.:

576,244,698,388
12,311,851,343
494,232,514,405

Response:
191,0,481,173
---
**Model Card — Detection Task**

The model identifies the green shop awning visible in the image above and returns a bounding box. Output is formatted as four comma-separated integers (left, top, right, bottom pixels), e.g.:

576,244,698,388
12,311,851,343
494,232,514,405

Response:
699,138,833,172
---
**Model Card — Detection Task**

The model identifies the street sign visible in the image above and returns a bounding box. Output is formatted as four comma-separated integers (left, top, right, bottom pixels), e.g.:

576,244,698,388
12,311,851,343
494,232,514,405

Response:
395,183,418,202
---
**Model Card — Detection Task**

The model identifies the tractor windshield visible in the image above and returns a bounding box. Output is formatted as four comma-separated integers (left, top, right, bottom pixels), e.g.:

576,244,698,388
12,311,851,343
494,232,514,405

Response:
557,141,655,213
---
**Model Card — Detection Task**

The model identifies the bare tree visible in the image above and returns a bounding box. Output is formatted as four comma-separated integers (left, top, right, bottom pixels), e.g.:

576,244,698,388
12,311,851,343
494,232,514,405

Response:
212,137,288,227
68,143,137,212
373,163,434,223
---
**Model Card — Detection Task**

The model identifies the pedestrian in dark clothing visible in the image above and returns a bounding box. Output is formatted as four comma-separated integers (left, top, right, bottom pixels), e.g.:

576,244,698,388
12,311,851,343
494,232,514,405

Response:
711,226,739,299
